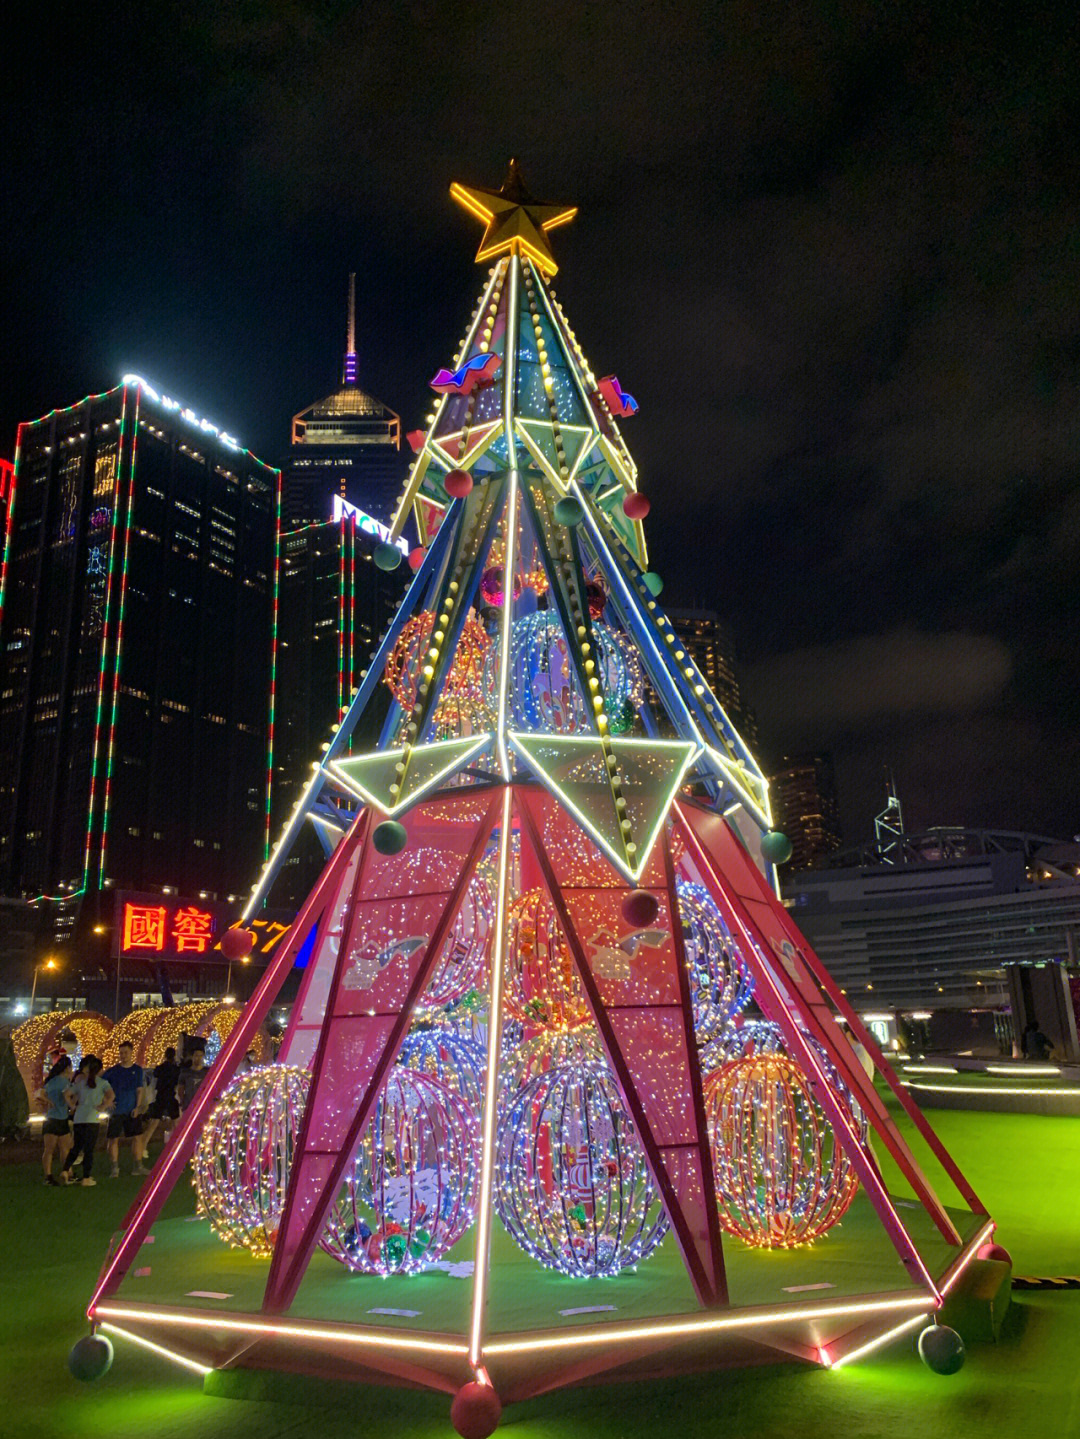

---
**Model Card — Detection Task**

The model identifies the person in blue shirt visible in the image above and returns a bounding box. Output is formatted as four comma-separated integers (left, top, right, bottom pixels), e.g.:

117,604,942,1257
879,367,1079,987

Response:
61,1055,114,1186
35,1054,73,1185
102,1041,147,1178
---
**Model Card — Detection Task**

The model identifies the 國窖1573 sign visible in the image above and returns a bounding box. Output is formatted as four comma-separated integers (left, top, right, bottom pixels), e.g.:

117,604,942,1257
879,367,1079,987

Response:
114,892,292,962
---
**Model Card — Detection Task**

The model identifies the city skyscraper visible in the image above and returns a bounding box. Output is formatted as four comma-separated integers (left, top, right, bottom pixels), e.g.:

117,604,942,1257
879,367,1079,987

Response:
270,508,405,907
0,376,280,948
665,608,759,750
281,274,408,528
768,751,843,872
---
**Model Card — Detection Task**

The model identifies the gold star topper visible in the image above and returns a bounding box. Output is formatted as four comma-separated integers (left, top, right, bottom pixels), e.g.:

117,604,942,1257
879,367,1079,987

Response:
450,159,577,275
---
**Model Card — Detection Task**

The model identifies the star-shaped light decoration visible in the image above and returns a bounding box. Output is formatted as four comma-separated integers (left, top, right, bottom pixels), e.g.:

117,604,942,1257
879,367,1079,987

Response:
450,158,577,275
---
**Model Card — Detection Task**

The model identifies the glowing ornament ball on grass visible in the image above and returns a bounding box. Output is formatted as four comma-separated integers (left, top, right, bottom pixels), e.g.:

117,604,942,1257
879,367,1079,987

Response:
322,1068,479,1276
397,1023,487,1113
703,1052,858,1249
494,1040,669,1277
194,1066,309,1256
504,888,591,1031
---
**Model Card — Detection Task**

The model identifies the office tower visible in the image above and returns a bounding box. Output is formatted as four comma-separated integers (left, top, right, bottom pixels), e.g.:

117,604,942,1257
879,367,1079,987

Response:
281,275,408,528
768,752,843,872
665,608,758,749
0,375,280,945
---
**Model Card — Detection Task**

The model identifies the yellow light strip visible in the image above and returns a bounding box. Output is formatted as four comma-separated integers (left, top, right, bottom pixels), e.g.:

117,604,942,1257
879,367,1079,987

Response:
468,785,513,1368
938,1220,995,1297
987,1065,1059,1076
98,1321,212,1377
902,1081,1080,1097
481,1294,933,1357
827,1312,929,1370
92,1305,468,1357
448,183,494,226
328,735,493,815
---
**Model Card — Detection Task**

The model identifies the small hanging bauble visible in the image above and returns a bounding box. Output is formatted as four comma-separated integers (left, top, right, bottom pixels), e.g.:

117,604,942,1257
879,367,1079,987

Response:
977,1241,1012,1265
918,1324,966,1375
704,1052,858,1248
444,469,474,499
408,546,427,571
553,496,584,527
68,1334,114,1382
322,1068,479,1276
760,830,793,864
220,926,255,961
621,889,659,928
585,578,606,620
495,1046,668,1277
194,1066,310,1256
642,571,663,596
451,1382,502,1439
373,820,408,855
622,492,650,521
375,541,403,571
479,564,521,608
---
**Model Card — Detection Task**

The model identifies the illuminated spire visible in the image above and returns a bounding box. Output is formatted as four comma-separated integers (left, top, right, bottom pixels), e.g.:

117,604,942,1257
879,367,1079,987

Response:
343,272,357,386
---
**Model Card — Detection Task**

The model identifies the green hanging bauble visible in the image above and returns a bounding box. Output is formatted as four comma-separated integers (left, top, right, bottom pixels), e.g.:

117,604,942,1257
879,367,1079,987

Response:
553,496,584,527
642,571,663,596
373,820,408,855
760,830,793,865
375,542,403,571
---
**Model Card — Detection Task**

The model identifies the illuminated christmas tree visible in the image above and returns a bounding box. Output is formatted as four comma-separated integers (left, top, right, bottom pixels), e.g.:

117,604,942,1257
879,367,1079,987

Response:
81,163,992,1431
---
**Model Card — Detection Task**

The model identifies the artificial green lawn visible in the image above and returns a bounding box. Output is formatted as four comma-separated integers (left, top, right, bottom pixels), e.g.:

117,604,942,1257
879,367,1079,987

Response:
4,1103,1079,1439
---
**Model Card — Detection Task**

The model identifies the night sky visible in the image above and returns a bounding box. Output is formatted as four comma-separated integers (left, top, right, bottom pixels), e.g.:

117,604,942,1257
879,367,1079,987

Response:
4,1,1079,844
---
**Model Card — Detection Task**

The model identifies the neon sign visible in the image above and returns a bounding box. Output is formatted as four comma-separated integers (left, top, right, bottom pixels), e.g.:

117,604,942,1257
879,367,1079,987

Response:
115,892,292,962
120,374,242,451
330,494,409,554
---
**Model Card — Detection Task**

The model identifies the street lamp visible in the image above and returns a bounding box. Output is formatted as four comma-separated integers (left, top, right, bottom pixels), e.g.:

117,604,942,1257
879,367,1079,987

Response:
29,957,59,1011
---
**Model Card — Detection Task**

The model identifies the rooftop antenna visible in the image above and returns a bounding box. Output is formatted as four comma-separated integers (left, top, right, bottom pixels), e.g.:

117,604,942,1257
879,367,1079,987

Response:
874,769,904,863
343,272,357,385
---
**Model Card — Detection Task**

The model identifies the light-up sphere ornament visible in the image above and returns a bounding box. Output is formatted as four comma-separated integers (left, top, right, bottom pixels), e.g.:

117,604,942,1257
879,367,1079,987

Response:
499,1028,604,1102
194,1065,309,1257
478,564,522,608
422,859,495,1005
701,1019,869,1143
494,1047,669,1277
504,889,591,1031
322,1068,479,1276
677,880,754,1049
397,1025,487,1113
703,1053,858,1248
383,610,491,732
485,612,642,734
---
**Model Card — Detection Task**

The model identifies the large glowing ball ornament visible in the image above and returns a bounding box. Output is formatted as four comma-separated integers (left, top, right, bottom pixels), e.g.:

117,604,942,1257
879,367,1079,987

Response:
553,495,584,527
68,1334,114,1382
504,889,591,1031
642,571,663,596
422,860,495,1005
621,888,659,929
194,1066,309,1256
444,468,473,499
322,1068,479,1276
488,612,642,735
494,1049,669,1277
677,880,754,1048
918,1324,966,1375
622,491,651,521
704,1053,858,1249
451,1382,502,1439
759,830,793,865
373,820,408,855
375,541,403,571
397,1025,487,1112
220,926,255,962
499,1028,604,1101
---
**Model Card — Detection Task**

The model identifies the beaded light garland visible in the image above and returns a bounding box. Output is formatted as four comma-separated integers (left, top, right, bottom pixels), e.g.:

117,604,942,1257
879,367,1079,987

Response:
322,1068,479,1276
194,1066,310,1257
703,1052,858,1249
494,1040,669,1277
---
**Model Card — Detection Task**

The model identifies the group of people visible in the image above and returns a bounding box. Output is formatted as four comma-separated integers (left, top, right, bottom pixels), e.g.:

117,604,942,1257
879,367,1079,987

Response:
35,1039,221,1186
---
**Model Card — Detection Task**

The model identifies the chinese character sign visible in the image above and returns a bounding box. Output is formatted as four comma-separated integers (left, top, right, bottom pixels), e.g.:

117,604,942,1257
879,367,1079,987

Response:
115,892,296,963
